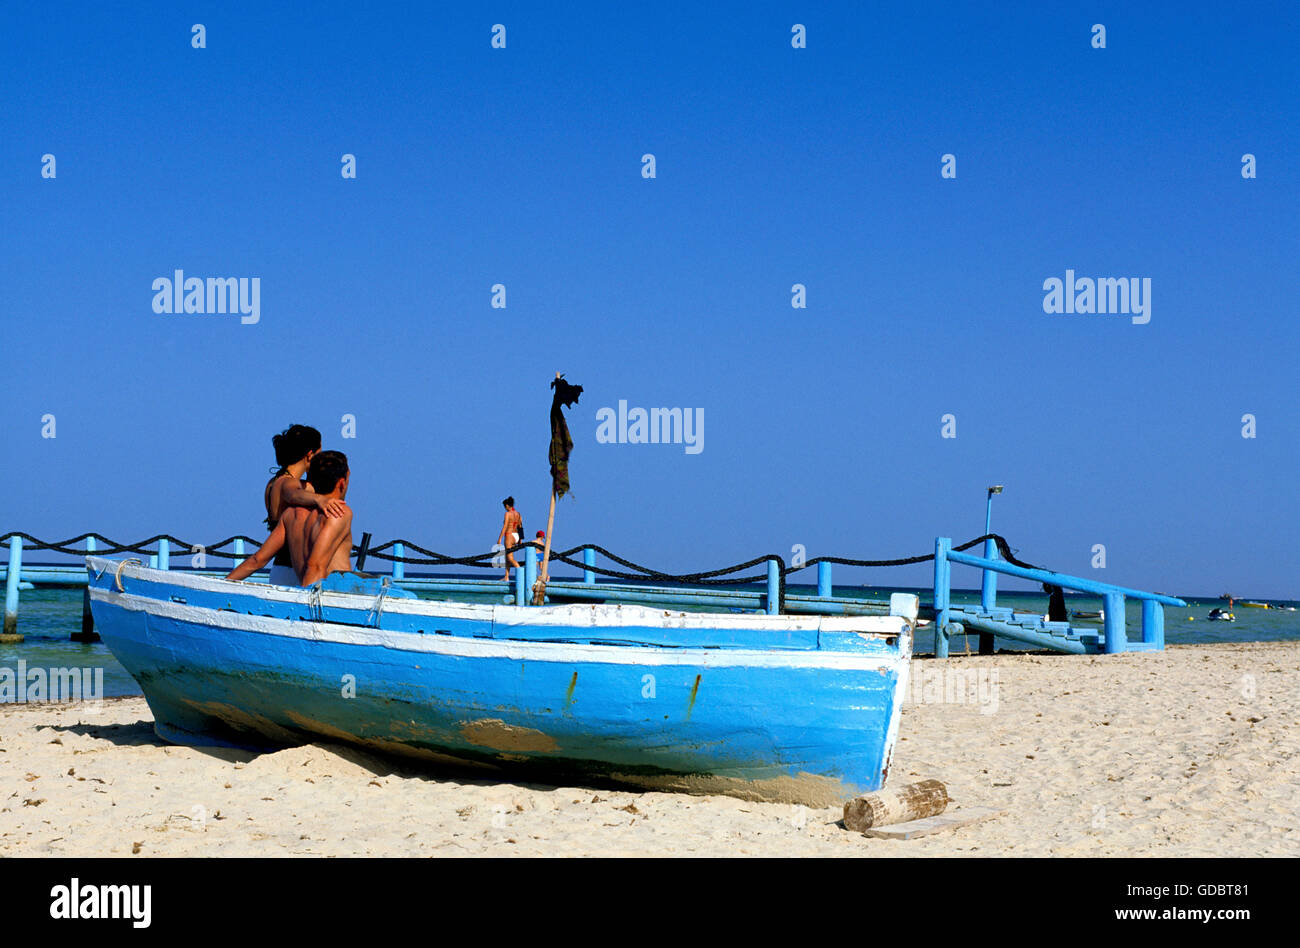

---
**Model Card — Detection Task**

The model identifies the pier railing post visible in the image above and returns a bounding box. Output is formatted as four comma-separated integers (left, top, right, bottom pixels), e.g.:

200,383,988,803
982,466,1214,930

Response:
933,537,951,658
524,543,538,604
817,561,832,599
582,546,595,584
2,536,23,642
978,537,998,654
1141,599,1163,649
392,542,404,581
1103,592,1127,654
158,538,170,571
232,538,245,573
515,552,528,605
765,559,780,615
980,537,998,611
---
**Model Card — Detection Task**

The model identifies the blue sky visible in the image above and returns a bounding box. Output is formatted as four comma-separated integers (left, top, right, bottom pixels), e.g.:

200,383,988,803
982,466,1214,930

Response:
2,2,1297,597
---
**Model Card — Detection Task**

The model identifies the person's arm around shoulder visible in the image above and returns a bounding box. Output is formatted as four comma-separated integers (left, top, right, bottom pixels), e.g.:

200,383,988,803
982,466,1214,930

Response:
301,505,353,586
281,479,347,519
226,521,286,581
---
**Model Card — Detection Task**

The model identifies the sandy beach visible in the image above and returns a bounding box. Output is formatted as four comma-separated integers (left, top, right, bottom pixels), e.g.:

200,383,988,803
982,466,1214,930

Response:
2,641,1296,857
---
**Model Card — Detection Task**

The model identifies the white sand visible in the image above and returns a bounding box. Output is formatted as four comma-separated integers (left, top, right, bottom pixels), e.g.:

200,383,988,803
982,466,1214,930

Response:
2,641,1296,856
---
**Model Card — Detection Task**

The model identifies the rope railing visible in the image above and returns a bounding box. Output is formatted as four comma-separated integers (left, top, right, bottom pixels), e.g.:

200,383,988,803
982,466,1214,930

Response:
0,532,264,560
1,530,1035,573
2,530,1040,616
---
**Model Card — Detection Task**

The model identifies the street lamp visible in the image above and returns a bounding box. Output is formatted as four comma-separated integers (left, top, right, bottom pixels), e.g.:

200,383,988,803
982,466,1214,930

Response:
985,485,1003,536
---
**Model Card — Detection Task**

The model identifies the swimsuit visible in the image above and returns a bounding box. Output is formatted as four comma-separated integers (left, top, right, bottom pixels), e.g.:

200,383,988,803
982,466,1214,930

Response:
268,564,299,586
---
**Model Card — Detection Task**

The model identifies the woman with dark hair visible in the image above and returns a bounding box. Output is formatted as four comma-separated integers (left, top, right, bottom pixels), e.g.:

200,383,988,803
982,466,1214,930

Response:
262,424,345,585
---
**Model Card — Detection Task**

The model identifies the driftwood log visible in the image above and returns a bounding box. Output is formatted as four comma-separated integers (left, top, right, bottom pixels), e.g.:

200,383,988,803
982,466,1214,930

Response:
843,779,949,831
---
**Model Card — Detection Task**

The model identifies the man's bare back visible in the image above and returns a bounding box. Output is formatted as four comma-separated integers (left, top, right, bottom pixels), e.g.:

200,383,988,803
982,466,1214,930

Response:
283,505,353,585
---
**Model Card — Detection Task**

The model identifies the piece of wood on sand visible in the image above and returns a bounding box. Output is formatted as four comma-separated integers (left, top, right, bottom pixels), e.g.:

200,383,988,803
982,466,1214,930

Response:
857,807,1006,840
843,779,951,832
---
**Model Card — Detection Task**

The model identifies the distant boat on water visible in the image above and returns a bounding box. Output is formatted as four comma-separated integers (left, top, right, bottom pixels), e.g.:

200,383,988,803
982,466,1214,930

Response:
85,557,914,806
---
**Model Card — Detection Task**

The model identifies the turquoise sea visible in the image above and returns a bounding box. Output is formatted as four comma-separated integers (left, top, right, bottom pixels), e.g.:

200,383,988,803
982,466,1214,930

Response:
2,582,1296,699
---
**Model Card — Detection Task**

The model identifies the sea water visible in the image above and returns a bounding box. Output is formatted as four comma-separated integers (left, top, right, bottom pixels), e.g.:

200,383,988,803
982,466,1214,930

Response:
1,584,1294,699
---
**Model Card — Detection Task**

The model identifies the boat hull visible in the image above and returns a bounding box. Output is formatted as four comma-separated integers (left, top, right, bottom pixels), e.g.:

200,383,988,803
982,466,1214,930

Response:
86,558,912,805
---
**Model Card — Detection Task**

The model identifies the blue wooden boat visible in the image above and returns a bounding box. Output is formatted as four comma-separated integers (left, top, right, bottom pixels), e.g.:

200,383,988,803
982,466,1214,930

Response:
85,556,914,806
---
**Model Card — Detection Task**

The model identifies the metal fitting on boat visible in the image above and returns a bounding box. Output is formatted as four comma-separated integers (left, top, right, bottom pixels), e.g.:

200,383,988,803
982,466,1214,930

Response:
113,558,142,592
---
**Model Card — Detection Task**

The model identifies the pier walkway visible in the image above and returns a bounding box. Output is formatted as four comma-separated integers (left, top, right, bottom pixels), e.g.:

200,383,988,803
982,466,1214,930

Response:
2,532,1185,655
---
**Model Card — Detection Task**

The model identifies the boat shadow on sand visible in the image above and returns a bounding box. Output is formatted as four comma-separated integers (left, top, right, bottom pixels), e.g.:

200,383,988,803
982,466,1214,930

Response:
43,718,667,798
44,719,257,764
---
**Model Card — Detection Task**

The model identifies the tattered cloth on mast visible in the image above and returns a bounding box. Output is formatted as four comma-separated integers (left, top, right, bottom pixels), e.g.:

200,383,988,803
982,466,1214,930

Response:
548,376,583,498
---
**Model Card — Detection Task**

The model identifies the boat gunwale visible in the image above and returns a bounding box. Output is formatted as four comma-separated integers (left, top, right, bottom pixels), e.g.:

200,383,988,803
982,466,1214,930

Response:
85,556,913,641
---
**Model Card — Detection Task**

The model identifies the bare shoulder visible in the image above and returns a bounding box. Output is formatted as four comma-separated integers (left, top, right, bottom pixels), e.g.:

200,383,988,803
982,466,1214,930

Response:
280,475,313,497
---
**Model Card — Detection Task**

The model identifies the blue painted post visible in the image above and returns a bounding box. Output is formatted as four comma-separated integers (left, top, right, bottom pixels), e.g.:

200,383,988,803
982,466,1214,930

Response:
149,551,159,569
583,547,595,584
980,490,1000,655
524,544,538,603
392,542,405,581
978,539,998,654
980,538,998,611
766,559,780,615
158,538,170,571
1103,592,1127,654
817,561,832,599
514,560,527,606
2,536,22,641
1141,599,1164,649
933,537,951,658
233,538,245,573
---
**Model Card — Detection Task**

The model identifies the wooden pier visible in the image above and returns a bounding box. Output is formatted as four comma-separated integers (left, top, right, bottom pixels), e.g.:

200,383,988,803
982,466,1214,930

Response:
930,537,1184,656
0,532,1185,654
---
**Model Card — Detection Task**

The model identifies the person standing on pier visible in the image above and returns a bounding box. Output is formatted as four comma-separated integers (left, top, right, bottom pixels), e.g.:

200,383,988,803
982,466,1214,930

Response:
1042,582,1068,623
498,497,523,581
